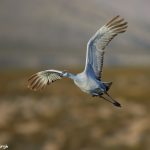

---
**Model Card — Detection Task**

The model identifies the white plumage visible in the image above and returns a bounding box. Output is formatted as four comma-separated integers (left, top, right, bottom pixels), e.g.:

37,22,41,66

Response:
28,16,128,107
28,70,63,90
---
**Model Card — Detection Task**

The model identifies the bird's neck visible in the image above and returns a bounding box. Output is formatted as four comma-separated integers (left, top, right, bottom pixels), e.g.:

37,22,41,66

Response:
63,72,76,80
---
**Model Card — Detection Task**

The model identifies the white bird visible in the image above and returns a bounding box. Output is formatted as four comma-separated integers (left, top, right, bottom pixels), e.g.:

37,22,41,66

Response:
28,15,127,107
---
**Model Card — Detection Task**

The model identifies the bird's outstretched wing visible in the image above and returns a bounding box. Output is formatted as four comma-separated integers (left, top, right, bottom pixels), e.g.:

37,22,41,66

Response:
84,15,128,80
27,69,64,91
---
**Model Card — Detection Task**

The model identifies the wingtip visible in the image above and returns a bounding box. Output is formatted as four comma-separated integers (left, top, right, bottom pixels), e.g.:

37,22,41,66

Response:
106,15,120,26
106,15,128,29
116,15,120,18
27,74,41,91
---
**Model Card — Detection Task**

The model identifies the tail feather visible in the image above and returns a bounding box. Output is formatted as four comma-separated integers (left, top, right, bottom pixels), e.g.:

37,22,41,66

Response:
103,82,112,91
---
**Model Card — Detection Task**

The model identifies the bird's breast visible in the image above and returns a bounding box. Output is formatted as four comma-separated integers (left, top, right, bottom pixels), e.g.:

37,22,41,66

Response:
74,76,99,94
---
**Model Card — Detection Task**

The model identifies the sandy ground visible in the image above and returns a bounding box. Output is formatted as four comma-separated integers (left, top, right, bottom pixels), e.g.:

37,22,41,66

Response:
0,68,150,150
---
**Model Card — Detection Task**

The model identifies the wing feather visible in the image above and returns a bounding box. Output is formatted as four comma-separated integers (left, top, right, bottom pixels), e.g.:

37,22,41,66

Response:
85,15,128,80
28,70,63,91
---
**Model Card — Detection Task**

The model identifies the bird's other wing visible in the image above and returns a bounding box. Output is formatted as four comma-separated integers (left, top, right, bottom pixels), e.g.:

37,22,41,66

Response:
27,69,64,91
84,15,128,80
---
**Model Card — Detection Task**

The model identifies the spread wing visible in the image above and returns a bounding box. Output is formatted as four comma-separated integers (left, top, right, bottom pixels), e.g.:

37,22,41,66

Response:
27,69,64,91
84,15,128,80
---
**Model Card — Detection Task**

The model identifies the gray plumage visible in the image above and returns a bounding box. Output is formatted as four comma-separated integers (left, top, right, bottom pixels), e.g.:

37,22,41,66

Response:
28,15,128,107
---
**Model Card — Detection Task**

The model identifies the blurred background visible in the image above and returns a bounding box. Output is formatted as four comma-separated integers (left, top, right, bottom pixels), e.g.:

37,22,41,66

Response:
0,0,150,149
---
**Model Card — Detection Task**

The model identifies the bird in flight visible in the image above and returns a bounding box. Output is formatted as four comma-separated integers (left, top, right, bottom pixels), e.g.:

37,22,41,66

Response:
28,15,127,107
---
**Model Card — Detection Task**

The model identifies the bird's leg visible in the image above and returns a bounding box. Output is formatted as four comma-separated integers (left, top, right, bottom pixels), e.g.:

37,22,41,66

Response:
100,93,121,107
99,95,115,106
105,92,121,107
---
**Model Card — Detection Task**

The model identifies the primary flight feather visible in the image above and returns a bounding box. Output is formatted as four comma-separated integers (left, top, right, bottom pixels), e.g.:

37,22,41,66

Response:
28,15,128,107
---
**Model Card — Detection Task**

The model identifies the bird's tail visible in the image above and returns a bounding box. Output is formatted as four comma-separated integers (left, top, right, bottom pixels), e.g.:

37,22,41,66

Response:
102,82,112,91
100,92,121,107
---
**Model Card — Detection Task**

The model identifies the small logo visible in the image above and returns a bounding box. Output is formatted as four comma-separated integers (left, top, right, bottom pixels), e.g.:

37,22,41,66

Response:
0,145,8,149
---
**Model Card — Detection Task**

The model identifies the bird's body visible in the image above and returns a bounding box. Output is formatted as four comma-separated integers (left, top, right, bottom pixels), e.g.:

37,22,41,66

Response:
74,73,101,95
73,67,105,96
28,16,128,107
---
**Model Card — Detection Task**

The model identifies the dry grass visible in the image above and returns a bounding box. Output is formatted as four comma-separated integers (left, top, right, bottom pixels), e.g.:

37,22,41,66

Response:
0,67,150,150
